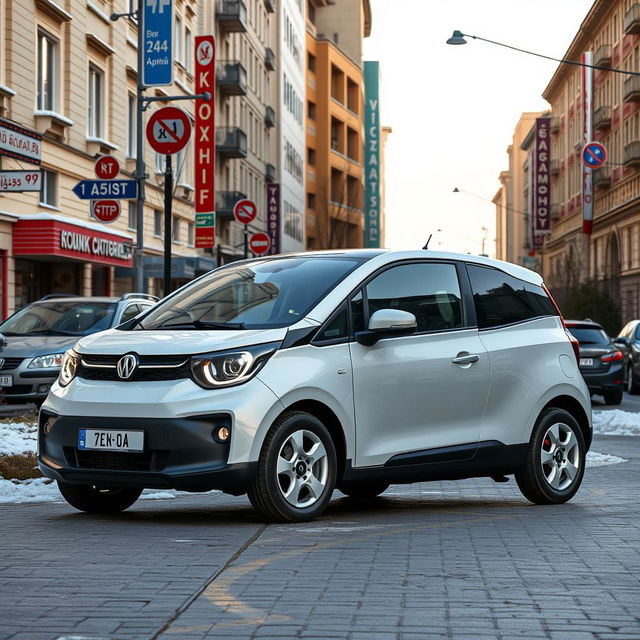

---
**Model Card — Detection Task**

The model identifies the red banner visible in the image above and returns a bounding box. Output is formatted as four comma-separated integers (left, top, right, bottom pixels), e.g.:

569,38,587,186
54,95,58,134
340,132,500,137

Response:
195,35,216,247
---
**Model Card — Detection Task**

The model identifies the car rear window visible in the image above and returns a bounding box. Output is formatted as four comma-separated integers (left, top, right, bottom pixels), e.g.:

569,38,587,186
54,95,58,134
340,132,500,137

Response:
566,327,610,346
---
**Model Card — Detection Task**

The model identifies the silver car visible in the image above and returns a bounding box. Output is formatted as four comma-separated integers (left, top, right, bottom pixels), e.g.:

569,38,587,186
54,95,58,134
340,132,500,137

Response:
0,294,157,405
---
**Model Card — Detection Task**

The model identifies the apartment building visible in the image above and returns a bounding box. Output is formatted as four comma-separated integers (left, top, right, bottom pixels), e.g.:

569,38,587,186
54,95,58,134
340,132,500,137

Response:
0,0,202,316
199,0,278,263
542,0,640,318
305,0,370,249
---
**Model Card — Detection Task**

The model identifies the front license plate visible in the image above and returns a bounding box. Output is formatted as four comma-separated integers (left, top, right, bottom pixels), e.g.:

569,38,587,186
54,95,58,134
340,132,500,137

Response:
579,358,594,367
78,429,144,452
0,375,13,387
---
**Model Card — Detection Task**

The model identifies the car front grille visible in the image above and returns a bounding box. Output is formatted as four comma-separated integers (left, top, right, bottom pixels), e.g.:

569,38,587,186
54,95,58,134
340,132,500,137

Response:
0,358,24,371
64,446,169,472
77,354,191,382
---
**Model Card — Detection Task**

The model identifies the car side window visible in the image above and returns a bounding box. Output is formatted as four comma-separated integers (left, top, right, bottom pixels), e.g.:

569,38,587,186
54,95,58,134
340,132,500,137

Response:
634,324,640,341
467,264,557,329
315,305,349,342
365,263,462,333
120,304,141,324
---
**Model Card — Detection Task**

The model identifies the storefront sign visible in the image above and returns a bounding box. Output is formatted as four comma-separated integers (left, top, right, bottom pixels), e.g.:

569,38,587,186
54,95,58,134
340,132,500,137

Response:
13,216,133,267
0,118,42,165
195,212,215,249
266,183,281,255
582,51,593,235
364,61,381,248
532,117,551,246
0,170,41,192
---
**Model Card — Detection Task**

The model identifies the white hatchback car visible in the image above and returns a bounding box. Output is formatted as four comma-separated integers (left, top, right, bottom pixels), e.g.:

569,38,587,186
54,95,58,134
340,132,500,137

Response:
39,250,591,522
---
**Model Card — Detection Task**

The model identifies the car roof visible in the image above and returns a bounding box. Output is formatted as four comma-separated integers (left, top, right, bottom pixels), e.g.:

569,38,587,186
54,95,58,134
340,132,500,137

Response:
30,296,150,304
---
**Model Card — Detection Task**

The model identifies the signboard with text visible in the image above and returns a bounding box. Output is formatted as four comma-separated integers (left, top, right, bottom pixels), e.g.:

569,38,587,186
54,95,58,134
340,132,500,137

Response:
142,0,174,87
266,183,281,255
195,212,215,249
364,61,381,248
532,117,551,247
0,170,41,192
0,118,42,165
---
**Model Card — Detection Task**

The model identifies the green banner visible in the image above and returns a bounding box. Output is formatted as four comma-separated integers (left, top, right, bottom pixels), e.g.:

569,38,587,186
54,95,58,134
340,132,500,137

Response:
364,61,381,248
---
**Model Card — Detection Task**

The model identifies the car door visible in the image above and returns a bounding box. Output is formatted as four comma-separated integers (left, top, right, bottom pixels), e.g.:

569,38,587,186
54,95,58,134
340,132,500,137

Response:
349,261,491,468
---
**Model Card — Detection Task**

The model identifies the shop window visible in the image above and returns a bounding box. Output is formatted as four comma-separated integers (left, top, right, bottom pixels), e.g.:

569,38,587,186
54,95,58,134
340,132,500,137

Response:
39,169,57,207
154,210,162,237
87,64,104,138
37,30,58,112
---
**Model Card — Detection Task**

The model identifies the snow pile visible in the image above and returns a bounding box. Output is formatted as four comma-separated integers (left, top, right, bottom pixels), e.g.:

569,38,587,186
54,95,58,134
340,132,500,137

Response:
586,451,627,467
0,478,60,504
592,410,640,436
0,421,38,455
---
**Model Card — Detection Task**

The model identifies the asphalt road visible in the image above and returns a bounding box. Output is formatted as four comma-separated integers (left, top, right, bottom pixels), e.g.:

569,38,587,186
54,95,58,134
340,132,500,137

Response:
0,429,638,640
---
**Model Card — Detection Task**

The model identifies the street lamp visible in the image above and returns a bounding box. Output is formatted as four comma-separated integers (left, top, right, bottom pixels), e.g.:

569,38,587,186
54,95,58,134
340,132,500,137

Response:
446,30,640,78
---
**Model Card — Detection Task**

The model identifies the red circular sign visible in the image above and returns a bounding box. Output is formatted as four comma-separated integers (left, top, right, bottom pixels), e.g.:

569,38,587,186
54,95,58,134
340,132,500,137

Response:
92,199,121,224
234,199,258,225
582,141,607,169
249,232,271,255
146,107,192,155
94,155,120,180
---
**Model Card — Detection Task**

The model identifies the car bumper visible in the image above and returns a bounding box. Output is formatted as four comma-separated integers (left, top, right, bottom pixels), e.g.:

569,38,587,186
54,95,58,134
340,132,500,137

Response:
580,363,624,393
0,369,58,402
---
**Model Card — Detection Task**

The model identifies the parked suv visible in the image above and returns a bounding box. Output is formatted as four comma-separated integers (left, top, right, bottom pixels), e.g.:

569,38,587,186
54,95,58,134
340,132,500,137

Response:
39,251,591,522
0,294,157,404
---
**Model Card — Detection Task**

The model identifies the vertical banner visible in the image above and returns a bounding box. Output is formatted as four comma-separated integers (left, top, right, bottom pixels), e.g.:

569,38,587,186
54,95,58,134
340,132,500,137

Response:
582,51,593,234
364,61,381,248
266,183,281,255
532,117,551,248
195,35,216,248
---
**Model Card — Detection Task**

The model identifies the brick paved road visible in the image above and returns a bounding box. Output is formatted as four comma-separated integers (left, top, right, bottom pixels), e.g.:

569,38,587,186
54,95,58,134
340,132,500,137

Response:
1,432,638,640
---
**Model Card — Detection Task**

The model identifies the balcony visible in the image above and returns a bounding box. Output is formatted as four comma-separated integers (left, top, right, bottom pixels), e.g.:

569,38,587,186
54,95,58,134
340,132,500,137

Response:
550,203,560,221
624,3,640,34
624,75,640,102
216,127,248,159
624,140,640,167
593,44,612,68
593,166,612,188
265,162,276,182
265,47,276,71
216,0,248,32
216,61,247,96
216,190,247,219
593,105,612,130
264,0,275,12
550,158,561,174
265,105,276,128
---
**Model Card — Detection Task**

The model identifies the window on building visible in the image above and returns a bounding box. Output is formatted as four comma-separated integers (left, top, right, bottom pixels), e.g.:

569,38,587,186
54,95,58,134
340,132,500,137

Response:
307,192,316,209
184,27,192,72
154,210,162,236
39,169,57,207
308,101,316,120
172,216,180,242
175,15,182,63
88,64,104,138
128,201,137,230
307,147,315,166
127,94,136,158
187,222,194,247
37,31,58,111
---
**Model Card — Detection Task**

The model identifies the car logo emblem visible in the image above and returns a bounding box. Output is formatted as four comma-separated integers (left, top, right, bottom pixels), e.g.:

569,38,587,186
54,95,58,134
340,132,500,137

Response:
116,354,138,380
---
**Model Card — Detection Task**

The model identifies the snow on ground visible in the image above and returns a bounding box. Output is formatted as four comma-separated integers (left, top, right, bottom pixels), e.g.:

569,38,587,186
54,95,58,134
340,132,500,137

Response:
592,409,640,436
586,451,627,467
0,421,37,456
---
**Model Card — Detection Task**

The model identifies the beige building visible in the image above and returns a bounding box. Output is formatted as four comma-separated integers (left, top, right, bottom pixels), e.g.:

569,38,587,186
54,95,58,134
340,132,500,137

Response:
0,0,203,316
494,111,544,269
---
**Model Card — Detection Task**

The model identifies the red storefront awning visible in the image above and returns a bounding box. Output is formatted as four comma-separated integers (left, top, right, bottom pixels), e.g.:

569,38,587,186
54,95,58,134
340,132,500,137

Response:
12,214,133,267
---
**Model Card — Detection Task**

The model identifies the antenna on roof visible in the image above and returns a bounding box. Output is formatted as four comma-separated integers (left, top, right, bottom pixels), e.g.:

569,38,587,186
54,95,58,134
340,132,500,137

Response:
422,234,433,250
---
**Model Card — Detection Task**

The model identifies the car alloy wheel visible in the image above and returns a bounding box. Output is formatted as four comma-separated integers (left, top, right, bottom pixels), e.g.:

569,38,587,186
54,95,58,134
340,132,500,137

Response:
539,422,580,491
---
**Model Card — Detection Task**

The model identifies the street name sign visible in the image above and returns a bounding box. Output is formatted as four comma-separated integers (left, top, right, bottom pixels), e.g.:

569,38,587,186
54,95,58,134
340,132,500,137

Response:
142,0,174,87
234,199,257,225
249,232,270,255
582,141,607,169
0,170,41,192
91,200,121,224
73,179,138,200
146,106,191,155
0,118,42,165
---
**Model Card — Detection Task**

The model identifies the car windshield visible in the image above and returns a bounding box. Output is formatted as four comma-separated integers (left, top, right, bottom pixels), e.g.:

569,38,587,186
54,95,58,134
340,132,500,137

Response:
139,256,364,330
0,301,117,336
566,327,610,346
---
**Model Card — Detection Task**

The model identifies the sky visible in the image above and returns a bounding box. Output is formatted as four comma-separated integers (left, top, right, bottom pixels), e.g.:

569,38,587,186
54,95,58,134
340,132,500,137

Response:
362,0,594,256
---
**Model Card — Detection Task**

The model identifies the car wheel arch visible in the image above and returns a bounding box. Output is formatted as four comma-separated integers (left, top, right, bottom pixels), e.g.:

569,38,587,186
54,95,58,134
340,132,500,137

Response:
540,394,592,450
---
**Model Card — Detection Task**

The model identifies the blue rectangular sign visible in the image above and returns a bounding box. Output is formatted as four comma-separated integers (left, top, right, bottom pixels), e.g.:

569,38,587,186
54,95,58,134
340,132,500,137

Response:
72,179,138,200
142,0,174,87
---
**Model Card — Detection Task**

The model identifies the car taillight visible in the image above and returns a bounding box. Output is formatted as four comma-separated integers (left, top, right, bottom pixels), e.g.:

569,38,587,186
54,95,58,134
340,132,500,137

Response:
542,283,581,366
601,350,623,363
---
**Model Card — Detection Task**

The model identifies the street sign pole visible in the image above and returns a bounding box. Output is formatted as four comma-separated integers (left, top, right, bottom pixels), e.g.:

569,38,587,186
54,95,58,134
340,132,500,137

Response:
244,224,248,259
135,0,146,294
164,154,173,298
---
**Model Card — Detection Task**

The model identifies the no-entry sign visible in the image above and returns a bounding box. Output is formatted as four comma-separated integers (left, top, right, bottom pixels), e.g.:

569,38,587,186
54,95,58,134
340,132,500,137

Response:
94,155,120,180
91,199,121,224
234,199,257,225
249,232,270,255
146,107,192,155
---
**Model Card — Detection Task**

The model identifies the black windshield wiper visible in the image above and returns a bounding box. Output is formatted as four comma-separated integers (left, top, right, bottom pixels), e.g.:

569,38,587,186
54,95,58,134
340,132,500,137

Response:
155,320,245,330
23,330,79,336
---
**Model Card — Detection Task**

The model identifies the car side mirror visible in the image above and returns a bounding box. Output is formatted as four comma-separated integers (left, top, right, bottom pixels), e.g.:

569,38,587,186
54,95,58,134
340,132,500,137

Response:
614,337,630,349
355,309,417,346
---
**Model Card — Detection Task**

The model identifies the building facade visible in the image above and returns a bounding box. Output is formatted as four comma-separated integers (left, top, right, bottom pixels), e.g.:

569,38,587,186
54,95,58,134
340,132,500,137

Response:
0,0,203,317
305,0,370,249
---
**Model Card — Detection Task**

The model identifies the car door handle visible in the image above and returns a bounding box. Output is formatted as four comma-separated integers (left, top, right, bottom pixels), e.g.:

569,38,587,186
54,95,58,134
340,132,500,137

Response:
451,354,480,365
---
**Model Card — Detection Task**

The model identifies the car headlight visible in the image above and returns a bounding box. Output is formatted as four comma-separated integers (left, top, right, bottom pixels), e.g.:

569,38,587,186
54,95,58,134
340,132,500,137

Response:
59,350,79,387
191,342,279,389
28,353,65,369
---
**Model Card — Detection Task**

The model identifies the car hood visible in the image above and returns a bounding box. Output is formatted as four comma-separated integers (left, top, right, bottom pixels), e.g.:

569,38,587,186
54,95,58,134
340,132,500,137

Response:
1,335,78,359
74,326,292,356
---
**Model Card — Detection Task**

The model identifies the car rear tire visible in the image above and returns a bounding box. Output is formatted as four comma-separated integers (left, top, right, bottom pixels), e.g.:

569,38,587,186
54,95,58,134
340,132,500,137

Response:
247,411,337,523
57,481,142,514
515,407,585,505
627,364,640,395
603,388,623,405
338,480,390,499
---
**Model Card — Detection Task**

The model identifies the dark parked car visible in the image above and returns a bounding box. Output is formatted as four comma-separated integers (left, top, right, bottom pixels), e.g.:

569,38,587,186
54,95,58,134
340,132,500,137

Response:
565,319,624,405
616,319,640,394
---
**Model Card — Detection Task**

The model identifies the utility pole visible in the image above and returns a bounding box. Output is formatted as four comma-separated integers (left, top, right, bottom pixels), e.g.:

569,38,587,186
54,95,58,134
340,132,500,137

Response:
134,0,146,293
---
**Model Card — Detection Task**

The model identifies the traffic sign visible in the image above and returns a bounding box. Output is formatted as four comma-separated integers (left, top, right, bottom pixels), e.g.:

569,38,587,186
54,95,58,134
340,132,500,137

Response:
0,170,41,192
142,0,174,87
91,200,121,224
72,179,138,200
94,155,120,180
195,213,215,248
234,199,257,225
146,107,192,155
582,142,607,169
249,232,271,255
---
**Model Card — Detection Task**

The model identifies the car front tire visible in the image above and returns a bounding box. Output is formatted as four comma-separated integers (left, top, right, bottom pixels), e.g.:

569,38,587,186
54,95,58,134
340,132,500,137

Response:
57,482,143,514
603,388,623,405
515,408,585,505
627,363,640,395
248,411,337,523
